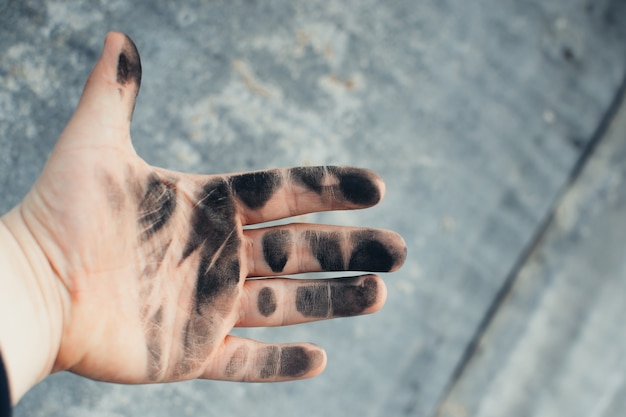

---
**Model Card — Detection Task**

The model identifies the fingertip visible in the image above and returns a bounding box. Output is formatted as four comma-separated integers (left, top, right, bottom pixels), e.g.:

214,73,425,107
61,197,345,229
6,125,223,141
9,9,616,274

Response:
311,345,328,377
335,167,385,207
115,33,142,91
368,274,388,313
304,344,328,378
369,169,386,204
275,344,326,380
388,231,408,272
99,31,142,100
63,32,142,148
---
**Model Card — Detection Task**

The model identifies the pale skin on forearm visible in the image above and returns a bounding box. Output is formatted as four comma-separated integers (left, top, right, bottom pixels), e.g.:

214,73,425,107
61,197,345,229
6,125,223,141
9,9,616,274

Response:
0,208,64,405
0,32,406,406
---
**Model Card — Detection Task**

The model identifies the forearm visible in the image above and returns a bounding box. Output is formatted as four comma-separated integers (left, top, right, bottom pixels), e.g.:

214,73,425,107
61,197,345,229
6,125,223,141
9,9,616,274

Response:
0,206,63,405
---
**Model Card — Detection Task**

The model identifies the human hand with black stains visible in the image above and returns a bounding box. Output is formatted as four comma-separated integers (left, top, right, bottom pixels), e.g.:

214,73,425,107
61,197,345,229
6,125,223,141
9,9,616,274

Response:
0,32,406,404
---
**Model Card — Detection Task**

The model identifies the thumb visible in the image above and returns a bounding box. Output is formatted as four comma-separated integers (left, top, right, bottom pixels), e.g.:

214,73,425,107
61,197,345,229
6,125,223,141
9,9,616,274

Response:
58,32,142,150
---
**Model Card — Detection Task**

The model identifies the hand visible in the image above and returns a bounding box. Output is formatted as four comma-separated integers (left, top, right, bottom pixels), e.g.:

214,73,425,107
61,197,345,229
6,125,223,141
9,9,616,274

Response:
1,32,406,392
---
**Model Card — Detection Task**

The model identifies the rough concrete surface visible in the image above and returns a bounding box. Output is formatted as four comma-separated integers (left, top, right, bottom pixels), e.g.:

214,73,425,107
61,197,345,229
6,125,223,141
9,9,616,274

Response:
0,1,625,416
437,77,626,417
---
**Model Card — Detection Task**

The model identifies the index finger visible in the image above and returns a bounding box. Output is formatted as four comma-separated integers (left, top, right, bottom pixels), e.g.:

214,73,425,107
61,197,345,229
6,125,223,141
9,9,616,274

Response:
222,166,386,225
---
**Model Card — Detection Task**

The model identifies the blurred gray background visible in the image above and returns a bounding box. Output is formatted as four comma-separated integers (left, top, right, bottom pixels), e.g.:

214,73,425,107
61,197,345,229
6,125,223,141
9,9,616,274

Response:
2,0,626,416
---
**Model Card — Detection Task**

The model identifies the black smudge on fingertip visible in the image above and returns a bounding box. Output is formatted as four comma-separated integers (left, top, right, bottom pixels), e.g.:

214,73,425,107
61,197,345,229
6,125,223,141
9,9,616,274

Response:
257,287,277,317
334,168,381,206
117,34,142,88
331,276,378,317
278,346,311,378
348,230,404,272
306,231,344,271
349,239,394,272
262,229,291,273
230,171,281,209
290,166,381,206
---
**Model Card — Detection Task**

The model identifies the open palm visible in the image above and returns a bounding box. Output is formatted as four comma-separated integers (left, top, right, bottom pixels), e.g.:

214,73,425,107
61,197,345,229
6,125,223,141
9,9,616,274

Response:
15,33,406,384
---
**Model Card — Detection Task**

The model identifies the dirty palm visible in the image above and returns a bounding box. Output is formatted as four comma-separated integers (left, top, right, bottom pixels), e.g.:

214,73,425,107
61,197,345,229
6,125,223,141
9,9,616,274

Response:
27,33,406,384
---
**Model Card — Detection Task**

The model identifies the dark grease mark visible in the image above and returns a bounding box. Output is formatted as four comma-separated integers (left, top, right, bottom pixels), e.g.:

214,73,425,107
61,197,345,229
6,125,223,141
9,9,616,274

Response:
259,346,280,379
225,346,249,378
290,166,325,194
331,276,378,316
176,178,244,373
262,229,291,273
333,168,381,206
138,174,177,241
230,171,280,209
348,232,394,272
195,255,240,314
181,179,236,262
295,283,329,318
176,178,242,372
306,231,344,271
296,276,378,318
117,35,142,88
291,166,380,206
278,346,310,378
257,287,277,317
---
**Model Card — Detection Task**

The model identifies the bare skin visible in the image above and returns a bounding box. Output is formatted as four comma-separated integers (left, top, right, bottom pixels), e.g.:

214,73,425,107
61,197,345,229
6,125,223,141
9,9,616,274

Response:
0,32,406,404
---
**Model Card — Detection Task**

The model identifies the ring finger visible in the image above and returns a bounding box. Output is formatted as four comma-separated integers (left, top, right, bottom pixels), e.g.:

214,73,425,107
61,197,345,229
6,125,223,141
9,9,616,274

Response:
237,274,387,327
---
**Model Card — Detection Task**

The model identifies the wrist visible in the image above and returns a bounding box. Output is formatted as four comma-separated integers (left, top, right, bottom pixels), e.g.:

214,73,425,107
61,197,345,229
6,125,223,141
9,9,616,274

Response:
0,206,64,405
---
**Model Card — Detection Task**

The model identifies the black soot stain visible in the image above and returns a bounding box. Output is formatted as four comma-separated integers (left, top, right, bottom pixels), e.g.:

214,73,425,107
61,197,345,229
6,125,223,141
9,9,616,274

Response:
138,174,177,241
260,346,280,379
306,231,344,271
296,276,378,318
331,276,378,317
278,346,311,378
295,283,329,318
230,171,280,209
182,179,236,261
180,179,241,313
257,287,277,317
290,166,380,206
259,346,312,379
332,168,381,206
290,166,325,194
348,231,394,272
117,35,142,87
195,254,240,313
262,229,291,273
